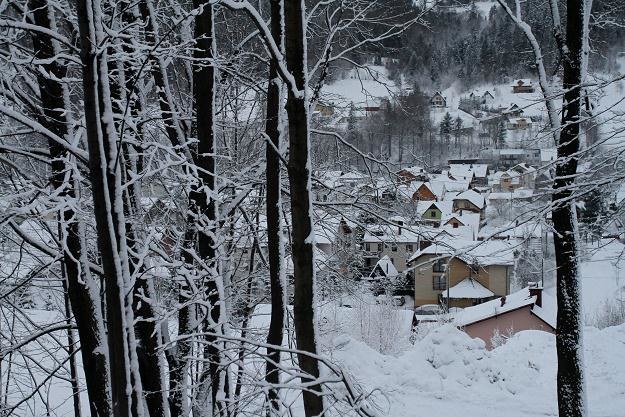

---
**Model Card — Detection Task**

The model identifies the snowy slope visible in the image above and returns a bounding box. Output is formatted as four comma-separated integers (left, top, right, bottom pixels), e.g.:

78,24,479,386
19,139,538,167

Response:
333,324,625,417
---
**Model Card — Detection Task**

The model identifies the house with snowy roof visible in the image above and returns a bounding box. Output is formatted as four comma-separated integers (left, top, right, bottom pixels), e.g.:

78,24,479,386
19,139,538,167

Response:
452,189,486,219
396,165,428,183
449,163,490,186
511,79,535,94
430,91,447,108
368,255,399,281
469,89,495,105
406,238,515,308
455,283,555,349
362,221,435,275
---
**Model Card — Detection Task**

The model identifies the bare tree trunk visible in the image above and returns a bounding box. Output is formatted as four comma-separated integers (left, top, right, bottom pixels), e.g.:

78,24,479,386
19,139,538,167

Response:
191,1,224,414
265,0,285,414
284,0,324,415
554,0,587,415
76,0,138,413
27,1,112,414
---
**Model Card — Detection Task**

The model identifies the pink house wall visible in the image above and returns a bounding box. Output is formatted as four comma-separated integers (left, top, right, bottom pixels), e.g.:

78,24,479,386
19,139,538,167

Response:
461,306,554,349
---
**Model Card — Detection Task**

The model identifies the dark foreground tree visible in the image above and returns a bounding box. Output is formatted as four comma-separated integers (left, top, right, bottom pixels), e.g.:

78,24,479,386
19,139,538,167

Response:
284,0,324,415
264,0,285,414
553,0,589,414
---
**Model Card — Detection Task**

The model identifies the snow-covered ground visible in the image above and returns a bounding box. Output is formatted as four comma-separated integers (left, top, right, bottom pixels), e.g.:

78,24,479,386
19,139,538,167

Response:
334,323,625,417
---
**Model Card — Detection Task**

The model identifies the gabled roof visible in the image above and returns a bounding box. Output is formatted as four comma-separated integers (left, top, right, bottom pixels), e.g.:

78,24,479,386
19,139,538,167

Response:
453,189,486,209
370,255,399,279
409,237,515,266
511,79,533,86
441,278,494,299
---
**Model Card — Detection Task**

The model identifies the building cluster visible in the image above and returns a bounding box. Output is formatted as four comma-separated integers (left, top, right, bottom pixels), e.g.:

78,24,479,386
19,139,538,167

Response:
310,157,551,312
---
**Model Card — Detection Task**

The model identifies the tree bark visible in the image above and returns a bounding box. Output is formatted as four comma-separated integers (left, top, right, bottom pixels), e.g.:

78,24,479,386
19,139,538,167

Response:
265,0,285,414
191,0,223,414
28,0,112,415
554,0,587,415
75,0,137,413
284,0,324,415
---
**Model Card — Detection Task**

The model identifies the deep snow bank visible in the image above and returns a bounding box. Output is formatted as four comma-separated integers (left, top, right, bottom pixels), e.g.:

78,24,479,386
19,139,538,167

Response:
332,324,625,417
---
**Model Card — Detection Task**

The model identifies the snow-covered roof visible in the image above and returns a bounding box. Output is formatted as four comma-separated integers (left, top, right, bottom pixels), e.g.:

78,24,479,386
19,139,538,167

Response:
443,212,481,238
478,220,543,240
487,189,534,200
363,223,430,244
453,189,485,209
409,237,515,266
370,255,399,279
511,79,533,86
417,201,454,217
449,164,475,181
455,286,556,329
441,278,494,299
429,174,470,193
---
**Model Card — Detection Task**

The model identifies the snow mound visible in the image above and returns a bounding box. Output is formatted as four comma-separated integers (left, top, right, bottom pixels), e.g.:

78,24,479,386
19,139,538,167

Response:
332,324,625,417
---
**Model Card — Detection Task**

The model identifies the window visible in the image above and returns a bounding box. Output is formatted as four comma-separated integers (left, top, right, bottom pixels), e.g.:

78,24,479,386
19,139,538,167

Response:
433,276,447,290
453,222,459,229
365,243,371,252
377,243,383,252
406,244,413,252
391,244,398,252
433,258,447,272
430,210,436,218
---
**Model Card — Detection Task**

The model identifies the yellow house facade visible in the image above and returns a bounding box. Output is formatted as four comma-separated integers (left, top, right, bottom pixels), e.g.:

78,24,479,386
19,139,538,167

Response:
407,241,514,308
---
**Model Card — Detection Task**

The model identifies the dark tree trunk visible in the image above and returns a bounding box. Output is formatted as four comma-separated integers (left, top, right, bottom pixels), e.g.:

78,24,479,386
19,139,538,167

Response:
28,1,112,415
284,1,324,416
554,0,587,415
76,0,135,413
109,4,170,415
265,0,285,414
191,1,223,414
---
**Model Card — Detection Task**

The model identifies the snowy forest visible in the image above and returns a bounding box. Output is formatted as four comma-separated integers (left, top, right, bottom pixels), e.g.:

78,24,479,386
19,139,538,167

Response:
1,0,625,416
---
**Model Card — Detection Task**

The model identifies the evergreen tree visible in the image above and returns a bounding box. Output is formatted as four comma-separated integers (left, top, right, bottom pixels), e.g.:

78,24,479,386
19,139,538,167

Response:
440,112,453,136
496,118,507,148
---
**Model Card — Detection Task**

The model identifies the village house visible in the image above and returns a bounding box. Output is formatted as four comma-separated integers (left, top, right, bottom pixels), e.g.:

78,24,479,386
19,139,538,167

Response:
455,284,555,349
449,163,490,187
417,201,454,226
501,103,524,117
506,117,532,130
396,165,428,183
362,220,429,275
469,89,495,105
412,182,438,201
407,238,515,308
452,189,486,220
511,79,535,94
430,91,447,108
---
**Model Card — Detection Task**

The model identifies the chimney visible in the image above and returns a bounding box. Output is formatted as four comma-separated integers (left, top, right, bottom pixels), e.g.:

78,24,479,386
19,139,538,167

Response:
528,282,543,307
500,296,506,307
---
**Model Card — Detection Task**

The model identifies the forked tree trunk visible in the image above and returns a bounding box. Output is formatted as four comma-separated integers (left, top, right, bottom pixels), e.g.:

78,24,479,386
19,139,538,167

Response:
27,0,112,415
554,0,587,415
75,0,137,413
284,0,324,416
265,0,285,414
